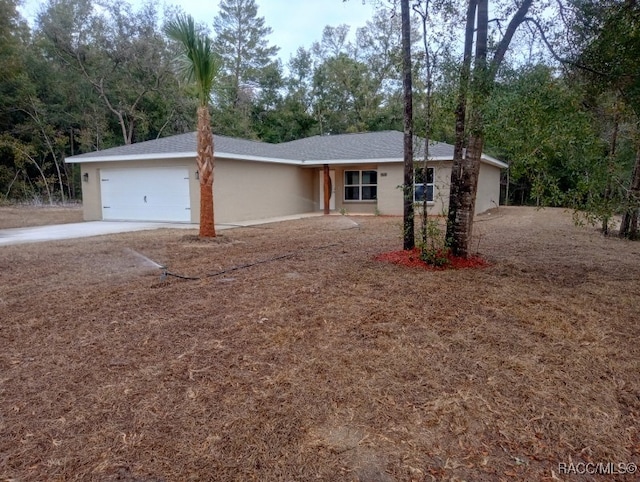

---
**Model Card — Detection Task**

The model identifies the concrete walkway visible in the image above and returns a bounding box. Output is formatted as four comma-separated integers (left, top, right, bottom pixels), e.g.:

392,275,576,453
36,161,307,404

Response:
0,213,324,247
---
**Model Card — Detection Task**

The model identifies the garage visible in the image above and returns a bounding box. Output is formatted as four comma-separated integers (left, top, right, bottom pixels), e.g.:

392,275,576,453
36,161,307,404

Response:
100,167,191,222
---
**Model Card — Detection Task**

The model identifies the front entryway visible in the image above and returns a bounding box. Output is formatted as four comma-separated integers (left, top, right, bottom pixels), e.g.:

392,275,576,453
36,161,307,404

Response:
318,169,336,211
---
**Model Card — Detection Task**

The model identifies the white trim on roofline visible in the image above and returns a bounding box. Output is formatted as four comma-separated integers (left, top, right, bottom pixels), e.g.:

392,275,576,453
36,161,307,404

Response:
65,151,300,165
66,151,508,169
300,156,508,168
479,155,508,168
220,153,301,165
65,151,196,164
299,157,401,166
299,156,453,166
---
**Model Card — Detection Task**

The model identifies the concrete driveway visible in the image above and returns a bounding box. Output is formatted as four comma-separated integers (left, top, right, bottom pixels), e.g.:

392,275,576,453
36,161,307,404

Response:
0,221,195,247
0,213,324,247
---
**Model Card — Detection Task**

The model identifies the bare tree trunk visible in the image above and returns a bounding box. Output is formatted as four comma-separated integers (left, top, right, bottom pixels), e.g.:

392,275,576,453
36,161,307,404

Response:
197,106,216,237
447,0,533,256
24,100,67,203
602,113,619,234
446,0,477,253
27,153,53,205
67,128,76,200
620,144,640,239
505,167,510,206
450,133,484,255
5,169,20,198
448,0,487,257
401,0,415,250
414,0,434,246
323,164,330,215
456,0,488,256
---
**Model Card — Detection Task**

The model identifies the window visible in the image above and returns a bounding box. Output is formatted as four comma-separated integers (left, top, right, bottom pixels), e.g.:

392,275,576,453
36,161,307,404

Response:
414,167,434,202
344,170,377,201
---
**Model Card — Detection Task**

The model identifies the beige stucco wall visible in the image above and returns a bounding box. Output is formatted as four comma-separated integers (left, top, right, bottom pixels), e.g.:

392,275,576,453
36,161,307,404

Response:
78,156,500,223
80,165,102,221
333,166,378,215
430,161,453,216
476,163,502,214
212,157,315,223
79,157,316,224
374,161,453,216
374,161,500,216
375,163,402,215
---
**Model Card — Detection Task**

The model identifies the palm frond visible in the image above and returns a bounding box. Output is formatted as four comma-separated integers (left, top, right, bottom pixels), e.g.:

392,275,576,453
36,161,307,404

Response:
164,14,220,106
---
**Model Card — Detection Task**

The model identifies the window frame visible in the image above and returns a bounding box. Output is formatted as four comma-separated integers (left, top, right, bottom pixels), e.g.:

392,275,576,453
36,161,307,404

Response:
344,169,378,202
414,166,435,203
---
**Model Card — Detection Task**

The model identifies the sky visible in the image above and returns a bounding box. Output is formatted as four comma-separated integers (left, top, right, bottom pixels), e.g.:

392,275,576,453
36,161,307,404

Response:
19,0,379,64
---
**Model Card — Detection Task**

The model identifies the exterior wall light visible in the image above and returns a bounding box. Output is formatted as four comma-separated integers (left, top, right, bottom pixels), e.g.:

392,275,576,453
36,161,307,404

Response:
83,173,89,182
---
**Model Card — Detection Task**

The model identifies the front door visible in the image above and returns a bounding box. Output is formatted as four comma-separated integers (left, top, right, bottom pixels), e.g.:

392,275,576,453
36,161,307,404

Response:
319,169,335,211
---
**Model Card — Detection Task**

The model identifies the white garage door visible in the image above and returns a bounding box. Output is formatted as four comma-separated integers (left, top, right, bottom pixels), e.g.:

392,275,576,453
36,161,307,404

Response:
100,167,191,222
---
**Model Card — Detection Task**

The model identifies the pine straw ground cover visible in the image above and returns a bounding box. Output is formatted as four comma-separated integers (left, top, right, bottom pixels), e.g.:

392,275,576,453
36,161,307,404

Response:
0,204,83,229
0,207,639,481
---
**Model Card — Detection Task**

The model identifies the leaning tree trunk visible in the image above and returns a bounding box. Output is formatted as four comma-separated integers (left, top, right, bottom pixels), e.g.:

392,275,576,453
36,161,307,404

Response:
620,144,640,239
197,105,216,238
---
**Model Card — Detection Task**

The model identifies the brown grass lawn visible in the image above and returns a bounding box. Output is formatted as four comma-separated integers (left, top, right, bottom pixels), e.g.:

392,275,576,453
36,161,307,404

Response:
1,207,639,481
0,204,83,229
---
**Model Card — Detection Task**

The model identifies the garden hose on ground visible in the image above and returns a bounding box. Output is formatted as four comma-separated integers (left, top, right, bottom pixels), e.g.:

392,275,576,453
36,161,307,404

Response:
159,243,340,281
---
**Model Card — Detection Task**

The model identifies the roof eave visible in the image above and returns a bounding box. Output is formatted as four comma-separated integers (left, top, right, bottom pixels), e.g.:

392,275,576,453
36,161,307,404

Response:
65,151,302,166
300,157,401,167
220,153,301,165
65,151,196,164
300,156,460,167
480,155,509,168
65,150,508,169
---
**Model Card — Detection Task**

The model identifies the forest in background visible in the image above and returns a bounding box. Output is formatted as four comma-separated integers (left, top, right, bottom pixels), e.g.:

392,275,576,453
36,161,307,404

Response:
0,0,638,234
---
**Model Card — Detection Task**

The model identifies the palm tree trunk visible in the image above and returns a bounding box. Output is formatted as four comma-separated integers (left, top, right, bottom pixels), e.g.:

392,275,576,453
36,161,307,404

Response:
197,105,216,237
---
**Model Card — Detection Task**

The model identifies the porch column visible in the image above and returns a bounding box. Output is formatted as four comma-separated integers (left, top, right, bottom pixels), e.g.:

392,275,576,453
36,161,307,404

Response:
323,164,330,215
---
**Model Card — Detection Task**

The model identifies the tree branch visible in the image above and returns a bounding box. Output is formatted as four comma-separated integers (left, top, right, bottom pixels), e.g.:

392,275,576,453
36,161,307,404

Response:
490,0,534,78
522,16,609,78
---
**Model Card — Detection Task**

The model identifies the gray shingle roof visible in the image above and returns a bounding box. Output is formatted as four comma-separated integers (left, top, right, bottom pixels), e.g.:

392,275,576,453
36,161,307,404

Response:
66,130,456,162
67,132,287,160
279,131,453,161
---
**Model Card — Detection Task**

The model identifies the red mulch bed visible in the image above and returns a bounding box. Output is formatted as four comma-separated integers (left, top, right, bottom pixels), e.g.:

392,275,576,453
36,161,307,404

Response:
374,247,489,270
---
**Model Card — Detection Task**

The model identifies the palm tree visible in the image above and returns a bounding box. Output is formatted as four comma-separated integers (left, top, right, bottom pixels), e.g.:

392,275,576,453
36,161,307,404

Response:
165,15,220,237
